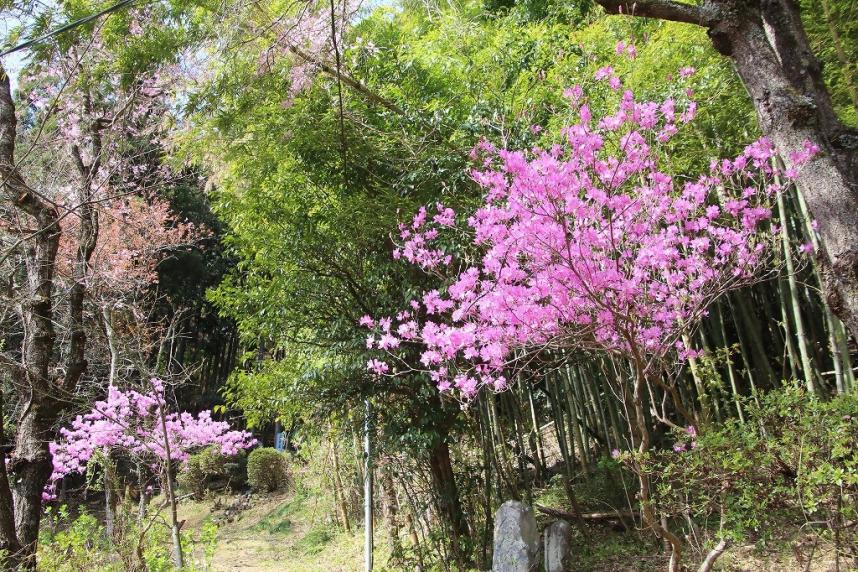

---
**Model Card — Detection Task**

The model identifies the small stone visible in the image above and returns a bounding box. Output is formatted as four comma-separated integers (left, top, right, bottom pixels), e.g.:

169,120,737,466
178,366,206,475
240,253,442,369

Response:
544,520,572,572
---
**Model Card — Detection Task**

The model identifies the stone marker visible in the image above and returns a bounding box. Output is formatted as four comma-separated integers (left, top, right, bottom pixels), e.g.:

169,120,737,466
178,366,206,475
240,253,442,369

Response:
492,500,538,572
543,520,572,572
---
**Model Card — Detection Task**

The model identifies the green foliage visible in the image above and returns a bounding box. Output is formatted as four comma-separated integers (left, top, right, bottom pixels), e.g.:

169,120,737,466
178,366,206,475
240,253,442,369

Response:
247,447,289,492
185,0,763,476
160,0,857,567
640,385,858,547
295,525,333,555
37,507,114,572
38,503,219,572
178,446,247,499
252,489,314,535
221,352,323,429
186,519,219,571
801,0,858,126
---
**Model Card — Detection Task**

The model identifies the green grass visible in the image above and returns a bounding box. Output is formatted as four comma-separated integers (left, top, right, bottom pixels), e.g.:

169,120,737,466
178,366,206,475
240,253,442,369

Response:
295,525,334,555
254,487,335,555
252,490,308,535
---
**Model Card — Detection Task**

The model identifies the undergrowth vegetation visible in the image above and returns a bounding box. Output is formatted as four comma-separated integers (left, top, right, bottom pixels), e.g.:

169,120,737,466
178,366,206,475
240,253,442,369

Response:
37,503,218,572
247,448,290,493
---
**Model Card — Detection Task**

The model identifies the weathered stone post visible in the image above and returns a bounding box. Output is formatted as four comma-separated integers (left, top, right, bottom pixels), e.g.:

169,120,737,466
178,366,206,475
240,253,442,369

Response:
492,500,538,572
543,520,572,572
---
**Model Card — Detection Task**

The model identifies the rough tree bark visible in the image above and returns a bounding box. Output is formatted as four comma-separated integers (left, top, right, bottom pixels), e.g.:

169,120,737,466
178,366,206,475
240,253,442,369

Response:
379,459,401,558
427,440,471,568
0,66,98,570
595,0,858,342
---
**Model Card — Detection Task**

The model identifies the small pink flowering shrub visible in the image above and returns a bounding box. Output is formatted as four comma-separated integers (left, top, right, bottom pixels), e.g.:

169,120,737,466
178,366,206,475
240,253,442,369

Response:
364,64,816,396
47,379,256,499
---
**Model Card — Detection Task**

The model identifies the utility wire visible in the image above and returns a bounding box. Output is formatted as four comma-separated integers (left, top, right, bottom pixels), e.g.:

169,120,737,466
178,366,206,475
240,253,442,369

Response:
329,0,347,178
0,0,138,58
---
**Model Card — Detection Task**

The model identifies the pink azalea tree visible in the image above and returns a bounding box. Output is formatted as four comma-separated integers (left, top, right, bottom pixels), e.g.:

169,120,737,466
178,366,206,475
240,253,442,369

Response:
364,56,817,571
47,378,256,567
48,379,256,491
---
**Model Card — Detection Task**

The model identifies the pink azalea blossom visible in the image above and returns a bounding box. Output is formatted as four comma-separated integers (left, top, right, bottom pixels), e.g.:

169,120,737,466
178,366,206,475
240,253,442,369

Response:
364,69,814,396
46,380,256,499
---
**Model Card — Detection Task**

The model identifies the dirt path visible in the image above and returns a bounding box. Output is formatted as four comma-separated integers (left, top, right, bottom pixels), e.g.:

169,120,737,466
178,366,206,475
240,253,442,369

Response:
179,491,367,572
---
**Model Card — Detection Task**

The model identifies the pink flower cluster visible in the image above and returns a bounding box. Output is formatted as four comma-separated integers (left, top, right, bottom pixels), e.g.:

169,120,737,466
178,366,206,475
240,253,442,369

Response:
615,41,638,60
364,70,816,397
57,196,200,296
265,0,363,105
47,379,256,497
672,425,699,452
393,203,456,270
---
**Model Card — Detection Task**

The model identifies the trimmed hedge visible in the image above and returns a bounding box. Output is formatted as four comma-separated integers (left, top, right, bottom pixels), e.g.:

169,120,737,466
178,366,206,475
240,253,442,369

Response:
247,447,288,492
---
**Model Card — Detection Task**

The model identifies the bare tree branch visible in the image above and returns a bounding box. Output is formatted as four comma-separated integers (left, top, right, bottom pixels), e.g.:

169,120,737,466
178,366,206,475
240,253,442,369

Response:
595,0,714,27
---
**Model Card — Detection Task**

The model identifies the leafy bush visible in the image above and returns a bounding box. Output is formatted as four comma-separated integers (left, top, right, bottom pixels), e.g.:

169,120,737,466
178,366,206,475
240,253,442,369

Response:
179,446,222,498
247,447,288,492
179,446,248,498
38,503,219,572
37,506,115,572
635,385,857,554
222,452,249,490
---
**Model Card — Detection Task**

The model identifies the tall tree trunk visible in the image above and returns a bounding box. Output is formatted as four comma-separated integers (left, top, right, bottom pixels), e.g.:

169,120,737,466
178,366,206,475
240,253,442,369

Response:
9,412,53,570
1,65,61,563
426,440,470,568
595,0,858,343
0,390,21,569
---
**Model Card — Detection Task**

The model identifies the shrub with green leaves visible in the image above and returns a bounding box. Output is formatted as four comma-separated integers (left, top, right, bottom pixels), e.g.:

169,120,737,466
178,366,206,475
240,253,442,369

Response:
631,384,857,554
178,446,248,499
247,447,289,493
36,503,207,572
37,507,114,572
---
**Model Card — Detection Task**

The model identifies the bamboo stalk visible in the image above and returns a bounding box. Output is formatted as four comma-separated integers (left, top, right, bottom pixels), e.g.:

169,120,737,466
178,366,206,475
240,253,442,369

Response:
712,303,746,423
776,179,817,394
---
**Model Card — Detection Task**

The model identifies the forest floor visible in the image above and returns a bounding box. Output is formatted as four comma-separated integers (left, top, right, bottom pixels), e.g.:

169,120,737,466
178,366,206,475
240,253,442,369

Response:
178,489,378,571
177,487,846,572
563,527,845,571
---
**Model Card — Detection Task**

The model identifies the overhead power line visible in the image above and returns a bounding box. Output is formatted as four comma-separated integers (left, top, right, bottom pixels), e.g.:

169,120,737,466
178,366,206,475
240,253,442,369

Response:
0,0,138,58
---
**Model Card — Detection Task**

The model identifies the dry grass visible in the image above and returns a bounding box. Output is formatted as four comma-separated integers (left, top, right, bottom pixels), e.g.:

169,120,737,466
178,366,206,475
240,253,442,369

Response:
178,489,381,572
